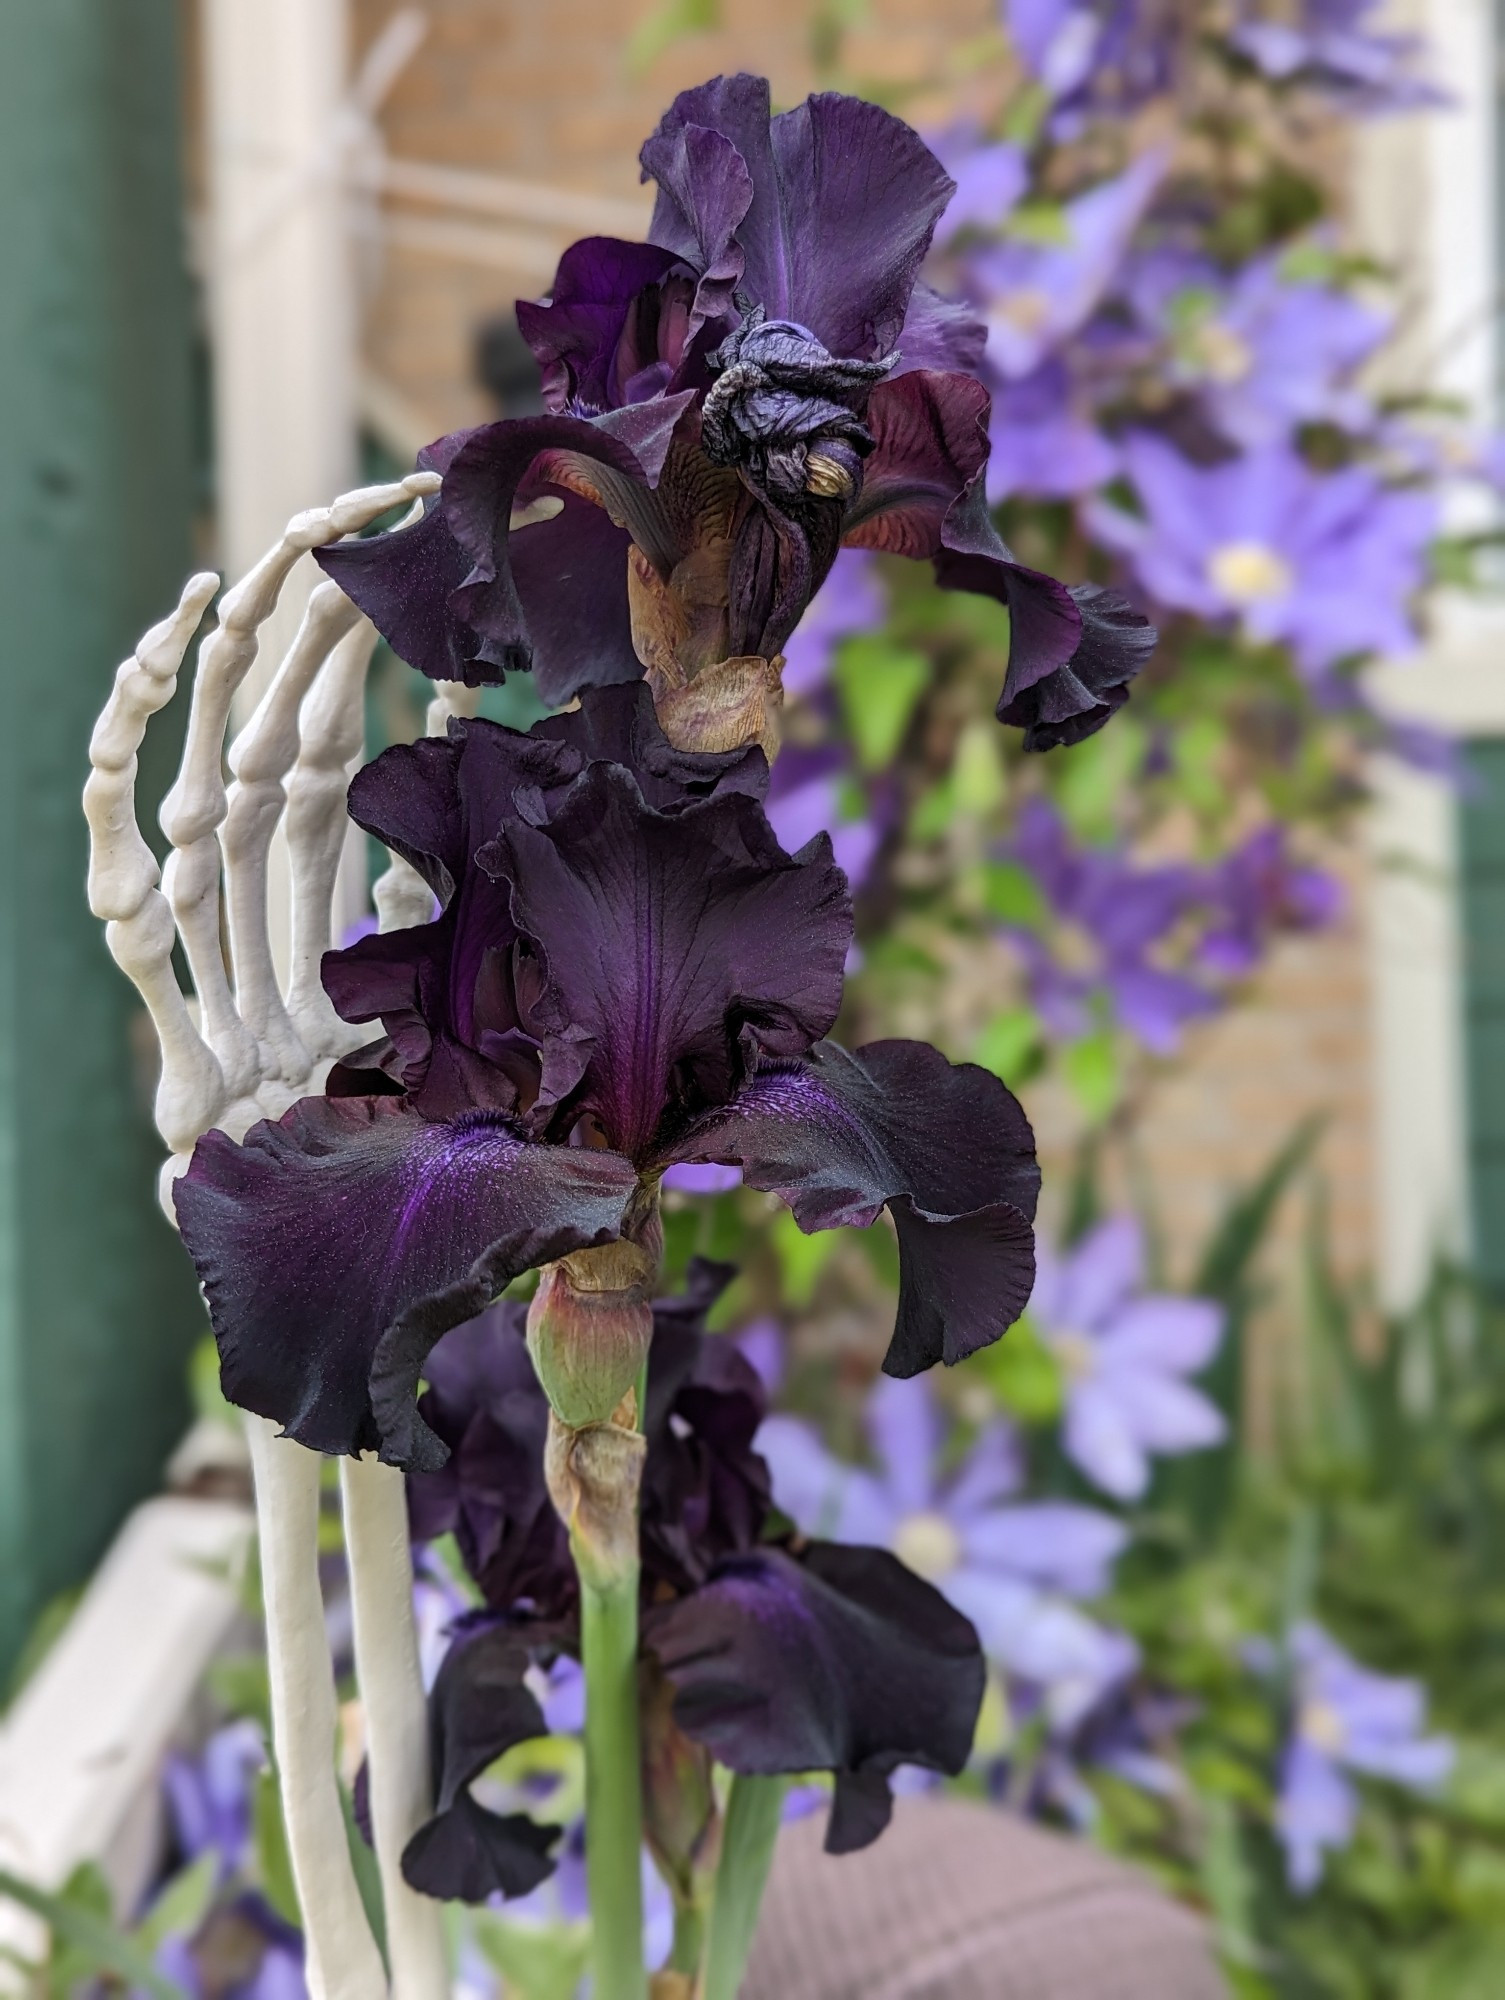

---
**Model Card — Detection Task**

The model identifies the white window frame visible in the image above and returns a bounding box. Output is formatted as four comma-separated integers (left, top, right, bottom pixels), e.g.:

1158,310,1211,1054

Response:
1358,0,1505,1305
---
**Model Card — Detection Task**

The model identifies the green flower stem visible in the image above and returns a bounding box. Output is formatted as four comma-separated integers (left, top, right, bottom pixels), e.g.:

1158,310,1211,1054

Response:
578,1551,648,2000
700,1774,788,2000
669,1896,707,1977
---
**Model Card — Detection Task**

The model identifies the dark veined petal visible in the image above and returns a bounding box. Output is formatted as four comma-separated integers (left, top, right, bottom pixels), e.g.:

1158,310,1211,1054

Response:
484,761,851,1161
645,1542,984,1855
406,1300,575,1616
671,1040,1039,1374
642,77,955,360
174,1096,638,1467
516,236,684,411
315,399,692,688
841,370,1156,747
638,118,752,333
401,1618,566,1904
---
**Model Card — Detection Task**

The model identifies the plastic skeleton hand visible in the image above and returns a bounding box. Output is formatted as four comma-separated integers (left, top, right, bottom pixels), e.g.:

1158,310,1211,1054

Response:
84,474,464,2000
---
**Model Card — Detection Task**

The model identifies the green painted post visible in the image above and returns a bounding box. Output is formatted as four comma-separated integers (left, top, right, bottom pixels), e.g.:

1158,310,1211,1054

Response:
0,0,202,1673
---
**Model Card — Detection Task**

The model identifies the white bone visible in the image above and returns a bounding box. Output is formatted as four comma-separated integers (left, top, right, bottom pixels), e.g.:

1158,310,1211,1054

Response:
83,470,446,2000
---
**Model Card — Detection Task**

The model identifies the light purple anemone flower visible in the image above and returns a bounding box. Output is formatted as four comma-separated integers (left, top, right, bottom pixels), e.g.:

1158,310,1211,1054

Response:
970,150,1166,382
1273,1622,1454,1891
1030,1215,1226,1502
931,133,1029,244
1230,0,1444,114
759,1370,1130,1728
1005,800,1217,1056
1091,433,1436,675
1135,249,1389,449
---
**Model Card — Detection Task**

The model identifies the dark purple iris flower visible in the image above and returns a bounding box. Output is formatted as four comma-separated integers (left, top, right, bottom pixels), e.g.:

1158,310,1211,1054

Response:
173,685,1039,1472
401,1262,985,1898
314,74,1154,750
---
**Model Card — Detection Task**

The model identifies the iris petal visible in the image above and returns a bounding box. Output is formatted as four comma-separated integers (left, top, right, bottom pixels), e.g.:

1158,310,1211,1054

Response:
645,1542,984,1855
174,1096,638,1468
673,1039,1038,1373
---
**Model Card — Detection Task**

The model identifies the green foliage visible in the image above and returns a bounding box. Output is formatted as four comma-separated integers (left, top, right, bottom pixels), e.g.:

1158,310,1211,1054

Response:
0,1862,188,2000
833,635,931,770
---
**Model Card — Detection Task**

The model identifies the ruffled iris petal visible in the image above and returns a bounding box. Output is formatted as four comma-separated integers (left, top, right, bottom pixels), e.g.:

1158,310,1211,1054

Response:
399,1618,566,1904
645,1542,984,1855
174,1096,638,1468
485,762,851,1160
672,1038,1039,1373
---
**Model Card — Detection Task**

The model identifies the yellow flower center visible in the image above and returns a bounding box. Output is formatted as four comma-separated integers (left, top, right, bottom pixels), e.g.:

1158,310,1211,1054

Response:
1190,322,1254,385
893,1510,963,1583
1052,1331,1099,1384
1300,1698,1348,1756
1206,540,1294,607
991,289,1054,339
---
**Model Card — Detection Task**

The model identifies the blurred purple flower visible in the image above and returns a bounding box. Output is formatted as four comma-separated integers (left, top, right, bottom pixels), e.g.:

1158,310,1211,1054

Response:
932,134,1029,242
970,150,1166,380
1274,1622,1454,1891
661,1160,744,1194
1197,826,1344,978
780,548,887,699
1152,253,1389,448
759,1371,1130,1726
163,1721,266,1879
1031,1215,1226,1502
1092,433,1435,674
1006,800,1216,1055
986,360,1118,502
1004,0,1180,126
1231,1,1443,114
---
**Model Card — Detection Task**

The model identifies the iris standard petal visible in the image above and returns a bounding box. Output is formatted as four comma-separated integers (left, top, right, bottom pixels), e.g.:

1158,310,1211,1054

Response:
515,236,685,411
673,1038,1038,1374
644,1541,983,1855
486,762,851,1160
174,1096,638,1467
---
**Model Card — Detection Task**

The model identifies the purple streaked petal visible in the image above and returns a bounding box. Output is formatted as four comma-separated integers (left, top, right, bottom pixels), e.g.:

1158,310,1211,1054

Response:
1063,1379,1149,1501
674,1038,1039,1375
487,763,851,1160
516,236,684,411
864,1374,941,1517
645,1542,983,1854
639,119,752,332
959,1502,1127,1597
174,1096,637,1468
1101,1296,1224,1375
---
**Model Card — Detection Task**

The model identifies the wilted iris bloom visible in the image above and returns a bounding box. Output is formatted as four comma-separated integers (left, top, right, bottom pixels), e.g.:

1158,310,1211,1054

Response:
401,1263,986,1894
1271,1622,1454,1891
1091,434,1435,675
1230,0,1443,113
317,74,1155,750
1031,1216,1225,1503
175,686,1040,1471
1005,800,1217,1055
758,1370,1129,1729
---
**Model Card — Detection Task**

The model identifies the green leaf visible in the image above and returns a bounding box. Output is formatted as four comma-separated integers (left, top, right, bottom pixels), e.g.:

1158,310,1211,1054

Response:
833,636,931,770
136,1854,218,1954
980,861,1046,928
966,1312,1063,1424
253,1766,302,1928
972,1006,1042,1086
470,1910,591,2000
1004,201,1071,245
1054,714,1145,843
0,1864,190,2000
952,721,1007,815
1193,1113,1323,1302
1062,1030,1120,1125
769,1207,841,1306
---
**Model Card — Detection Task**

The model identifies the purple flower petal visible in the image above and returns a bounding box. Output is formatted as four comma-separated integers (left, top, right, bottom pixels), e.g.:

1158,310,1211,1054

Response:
959,1501,1127,1597
1057,1215,1144,1330
1276,1739,1355,1894
487,763,851,1160
1101,1296,1224,1374
516,236,686,412
1063,1377,1149,1501
1098,1367,1226,1455
674,1038,1039,1375
943,1422,1025,1518
645,1542,984,1854
174,1097,638,1467
864,1374,941,1517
